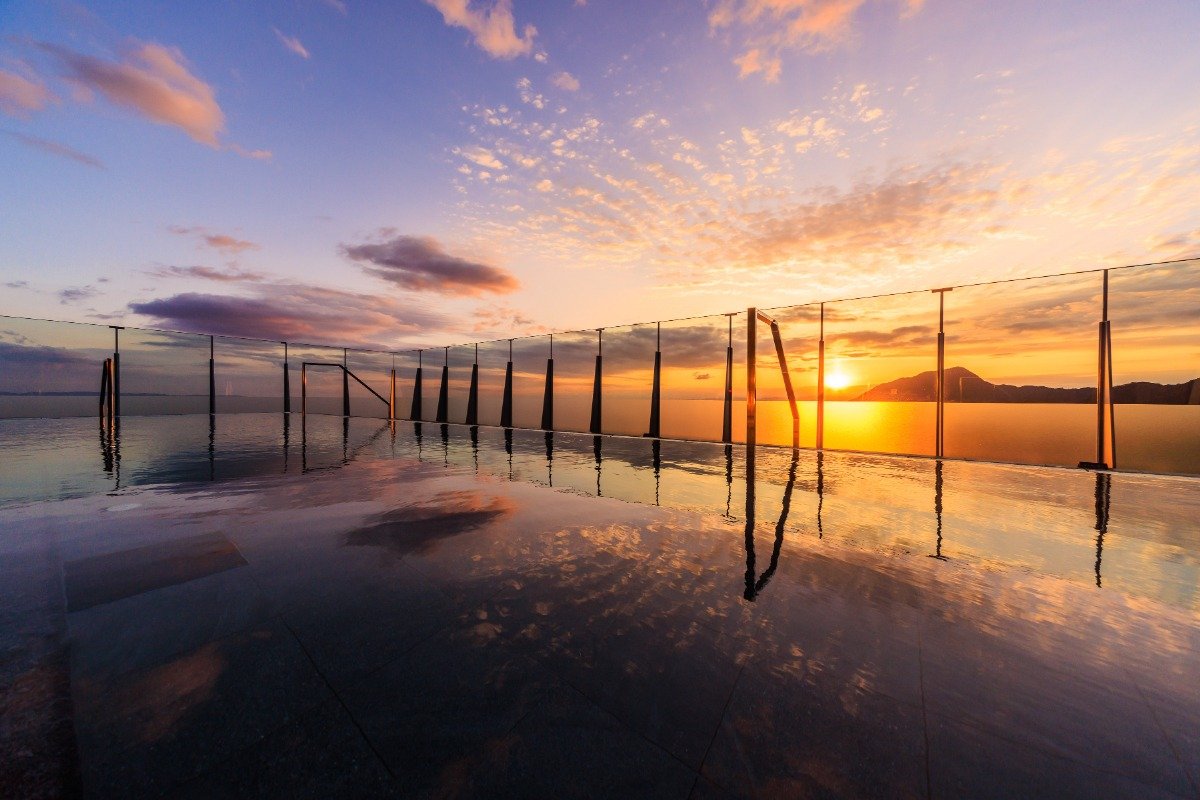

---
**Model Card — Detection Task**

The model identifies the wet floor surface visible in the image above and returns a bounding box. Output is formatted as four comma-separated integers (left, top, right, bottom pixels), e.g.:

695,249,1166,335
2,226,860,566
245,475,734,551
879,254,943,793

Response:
1,414,1198,798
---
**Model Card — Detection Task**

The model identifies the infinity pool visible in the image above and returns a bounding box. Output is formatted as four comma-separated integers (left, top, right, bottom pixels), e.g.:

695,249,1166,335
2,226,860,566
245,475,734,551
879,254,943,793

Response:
2,414,1198,798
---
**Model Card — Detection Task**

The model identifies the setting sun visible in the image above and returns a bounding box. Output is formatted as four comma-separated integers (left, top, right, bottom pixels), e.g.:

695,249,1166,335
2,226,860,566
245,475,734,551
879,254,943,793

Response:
825,370,853,391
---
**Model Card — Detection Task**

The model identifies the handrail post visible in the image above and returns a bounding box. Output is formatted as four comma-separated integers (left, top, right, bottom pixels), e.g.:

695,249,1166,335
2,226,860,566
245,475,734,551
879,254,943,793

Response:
301,362,307,416
747,308,757,468
541,335,554,431
1097,270,1116,468
932,289,952,458
282,342,290,414
389,365,396,420
501,339,514,428
466,344,479,426
589,329,603,434
722,314,734,444
110,326,122,419
342,348,350,417
647,322,661,438
816,304,825,450
411,351,423,421
208,334,215,416
435,347,449,423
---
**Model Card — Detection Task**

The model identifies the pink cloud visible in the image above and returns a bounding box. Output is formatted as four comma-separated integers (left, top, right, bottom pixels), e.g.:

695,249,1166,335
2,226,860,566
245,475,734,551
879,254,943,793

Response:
168,226,261,254
45,40,225,146
0,68,56,117
424,0,537,59
273,28,311,59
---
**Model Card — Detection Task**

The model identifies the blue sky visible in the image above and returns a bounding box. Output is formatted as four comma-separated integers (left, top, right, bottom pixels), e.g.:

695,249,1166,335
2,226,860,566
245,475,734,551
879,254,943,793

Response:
2,0,1199,348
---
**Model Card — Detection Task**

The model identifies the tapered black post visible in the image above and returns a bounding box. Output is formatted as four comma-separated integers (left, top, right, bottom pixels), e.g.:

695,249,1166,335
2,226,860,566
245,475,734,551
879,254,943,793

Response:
746,308,757,470
589,329,603,434
110,326,122,418
282,342,291,414
541,335,554,431
722,314,734,444
501,339,514,428
389,366,396,420
342,348,350,417
816,304,825,450
98,359,110,415
208,335,215,415
411,351,423,421
435,347,449,423
648,322,661,438
466,344,479,426
932,289,952,458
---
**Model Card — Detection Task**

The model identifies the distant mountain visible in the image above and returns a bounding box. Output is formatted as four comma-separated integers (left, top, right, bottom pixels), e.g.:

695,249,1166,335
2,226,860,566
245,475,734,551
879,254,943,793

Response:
856,367,1200,404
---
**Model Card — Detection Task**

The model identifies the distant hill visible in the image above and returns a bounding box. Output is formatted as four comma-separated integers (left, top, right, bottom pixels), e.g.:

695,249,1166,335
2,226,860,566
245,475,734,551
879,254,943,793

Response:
856,367,1200,404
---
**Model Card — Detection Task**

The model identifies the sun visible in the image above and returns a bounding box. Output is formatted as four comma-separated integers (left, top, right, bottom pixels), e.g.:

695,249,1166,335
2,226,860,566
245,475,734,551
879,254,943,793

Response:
825,369,852,391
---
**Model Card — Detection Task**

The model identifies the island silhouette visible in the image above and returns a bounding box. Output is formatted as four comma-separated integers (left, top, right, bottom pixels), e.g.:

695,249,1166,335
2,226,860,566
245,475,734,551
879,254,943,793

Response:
855,366,1200,404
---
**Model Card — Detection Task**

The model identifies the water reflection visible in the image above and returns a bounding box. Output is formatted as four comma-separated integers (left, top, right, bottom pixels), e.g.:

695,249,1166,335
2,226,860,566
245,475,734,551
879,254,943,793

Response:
4,413,1198,611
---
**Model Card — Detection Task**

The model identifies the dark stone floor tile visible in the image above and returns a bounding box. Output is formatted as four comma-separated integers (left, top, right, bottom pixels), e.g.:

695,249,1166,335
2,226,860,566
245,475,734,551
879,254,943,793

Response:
467,684,697,799
341,626,560,798
170,698,398,799
701,663,927,800
921,622,1193,796
73,618,331,798
67,566,273,685
927,712,1189,800
566,617,747,770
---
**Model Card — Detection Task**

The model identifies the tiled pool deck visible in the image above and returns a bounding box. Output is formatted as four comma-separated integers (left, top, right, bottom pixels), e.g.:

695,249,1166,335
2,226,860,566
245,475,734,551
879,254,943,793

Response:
1,414,1198,798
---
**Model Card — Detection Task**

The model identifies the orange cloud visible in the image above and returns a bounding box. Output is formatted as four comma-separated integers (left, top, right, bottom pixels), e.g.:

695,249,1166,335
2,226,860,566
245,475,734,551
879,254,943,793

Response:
168,226,261,254
424,0,537,59
45,40,225,146
0,68,56,117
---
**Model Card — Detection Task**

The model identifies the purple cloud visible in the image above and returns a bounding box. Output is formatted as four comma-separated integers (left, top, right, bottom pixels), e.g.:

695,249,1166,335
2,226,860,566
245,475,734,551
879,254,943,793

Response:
3,130,104,168
341,234,519,295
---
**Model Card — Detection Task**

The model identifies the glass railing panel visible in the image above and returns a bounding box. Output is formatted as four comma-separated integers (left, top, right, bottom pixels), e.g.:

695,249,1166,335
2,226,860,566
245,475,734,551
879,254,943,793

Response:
0,316,111,418
600,323,656,437
1108,259,1200,474
944,272,1100,467
345,349,392,419
120,328,209,416
288,343,346,416
550,330,598,433
760,304,820,449
511,335,551,429
446,344,476,423
212,337,283,414
819,292,937,456
475,340,509,427
659,314,744,444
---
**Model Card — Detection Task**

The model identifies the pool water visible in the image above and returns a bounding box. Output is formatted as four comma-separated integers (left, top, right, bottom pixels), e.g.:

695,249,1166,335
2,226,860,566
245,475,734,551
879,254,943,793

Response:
2,413,1198,798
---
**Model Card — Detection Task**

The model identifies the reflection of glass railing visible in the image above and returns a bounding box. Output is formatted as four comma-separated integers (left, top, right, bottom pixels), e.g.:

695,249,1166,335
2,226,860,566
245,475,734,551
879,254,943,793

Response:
2,257,1198,475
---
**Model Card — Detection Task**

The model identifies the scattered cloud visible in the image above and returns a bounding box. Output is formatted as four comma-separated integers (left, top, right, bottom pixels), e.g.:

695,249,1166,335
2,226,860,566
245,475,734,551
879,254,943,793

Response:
551,71,580,92
147,265,266,282
42,39,225,146
341,234,519,295
168,226,261,254
229,143,273,160
129,284,447,347
273,28,311,59
3,130,104,168
4,280,30,289
471,303,546,334
710,0,925,82
424,0,537,59
59,285,100,304
321,0,348,13
0,67,56,117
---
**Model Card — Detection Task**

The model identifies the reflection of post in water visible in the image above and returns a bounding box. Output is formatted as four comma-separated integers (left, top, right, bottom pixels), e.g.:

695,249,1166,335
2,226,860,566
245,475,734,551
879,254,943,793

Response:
928,459,947,560
283,412,290,474
342,416,350,464
652,438,661,506
744,449,799,601
724,444,733,518
1094,471,1111,587
208,413,216,482
413,421,423,461
504,427,513,480
301,412,308,472
545,430,554,487
816,450,824,539
470,424,479,474
593,435,602,496
440,423,449,466
99,415,118,480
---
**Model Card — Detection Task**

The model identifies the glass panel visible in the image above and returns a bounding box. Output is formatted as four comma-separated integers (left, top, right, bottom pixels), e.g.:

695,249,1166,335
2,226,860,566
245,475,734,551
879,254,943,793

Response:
551,330,597,434
447,344,476,423
0,316,110,418
345,349,392,419
420,349,444,422
511,335,551,429
660,313,745,443
476,340,509,428
601,323,655,437
213,337,282,414
120,328,209,415
820,292,936,456
944,272,1100,467
289,343,345,416
766,305,820,448
1108,259,1200,475
392,351,420,420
